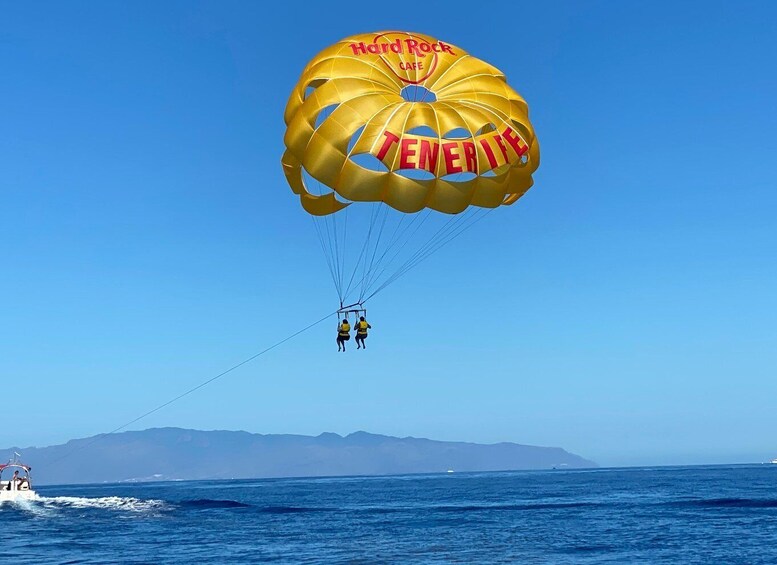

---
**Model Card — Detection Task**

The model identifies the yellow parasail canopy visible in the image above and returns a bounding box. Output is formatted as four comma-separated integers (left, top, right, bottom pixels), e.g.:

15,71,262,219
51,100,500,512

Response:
282,31,540,217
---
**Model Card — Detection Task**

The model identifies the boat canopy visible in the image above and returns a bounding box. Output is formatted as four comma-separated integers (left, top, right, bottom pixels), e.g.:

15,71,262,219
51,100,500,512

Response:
0,463,31,473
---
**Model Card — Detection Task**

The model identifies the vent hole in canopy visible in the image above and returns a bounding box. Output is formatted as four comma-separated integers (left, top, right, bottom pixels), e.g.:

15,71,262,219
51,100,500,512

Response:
350,153,389,172
407,125,438,137
304,79,327,100
476,123,497,136
400,85,436,103
395,168,436,181
442,128,472,140
441,172,477,182
347,126,366,154
314,104,339,129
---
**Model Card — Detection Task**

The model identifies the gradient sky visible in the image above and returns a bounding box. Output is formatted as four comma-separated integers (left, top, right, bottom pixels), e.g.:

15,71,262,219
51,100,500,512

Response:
2,1,776,467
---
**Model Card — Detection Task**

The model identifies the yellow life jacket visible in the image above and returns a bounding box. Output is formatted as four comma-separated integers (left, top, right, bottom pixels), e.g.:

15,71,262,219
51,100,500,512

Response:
338,322,351,336
357,321,369,335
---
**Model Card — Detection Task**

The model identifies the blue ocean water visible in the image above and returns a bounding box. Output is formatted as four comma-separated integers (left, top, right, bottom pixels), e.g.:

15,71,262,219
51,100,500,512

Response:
2,465,777,563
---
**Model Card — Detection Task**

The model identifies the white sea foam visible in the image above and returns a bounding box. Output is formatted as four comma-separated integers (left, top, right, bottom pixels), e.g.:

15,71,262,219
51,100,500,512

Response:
0,494,55,517
36,495,167,513
0,493,168,518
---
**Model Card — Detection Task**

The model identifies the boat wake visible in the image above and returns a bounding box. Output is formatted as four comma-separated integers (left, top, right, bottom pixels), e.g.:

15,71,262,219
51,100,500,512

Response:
39,495,168,512
2,494,264,516
1,494,168,516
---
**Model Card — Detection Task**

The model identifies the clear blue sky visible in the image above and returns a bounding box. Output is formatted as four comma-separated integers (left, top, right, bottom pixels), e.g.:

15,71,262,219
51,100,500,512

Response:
2,1,776,467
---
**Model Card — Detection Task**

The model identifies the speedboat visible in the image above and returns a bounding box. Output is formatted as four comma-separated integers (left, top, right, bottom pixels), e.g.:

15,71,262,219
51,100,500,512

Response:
0,453,36,502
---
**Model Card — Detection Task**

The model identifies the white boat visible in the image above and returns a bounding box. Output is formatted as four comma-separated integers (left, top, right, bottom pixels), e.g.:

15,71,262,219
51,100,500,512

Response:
0,453,36,502
771,459,777,464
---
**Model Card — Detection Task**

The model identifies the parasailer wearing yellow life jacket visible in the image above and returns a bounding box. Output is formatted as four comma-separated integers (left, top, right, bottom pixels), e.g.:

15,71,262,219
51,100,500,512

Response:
355,317,371,350
337,320,351,352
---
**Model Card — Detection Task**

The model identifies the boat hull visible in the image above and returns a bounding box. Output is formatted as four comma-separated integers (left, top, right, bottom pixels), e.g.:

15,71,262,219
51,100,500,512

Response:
0,490,37,502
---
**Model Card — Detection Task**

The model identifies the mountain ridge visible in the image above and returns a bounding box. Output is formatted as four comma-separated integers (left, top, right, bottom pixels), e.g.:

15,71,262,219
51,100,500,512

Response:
2,427,597,485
